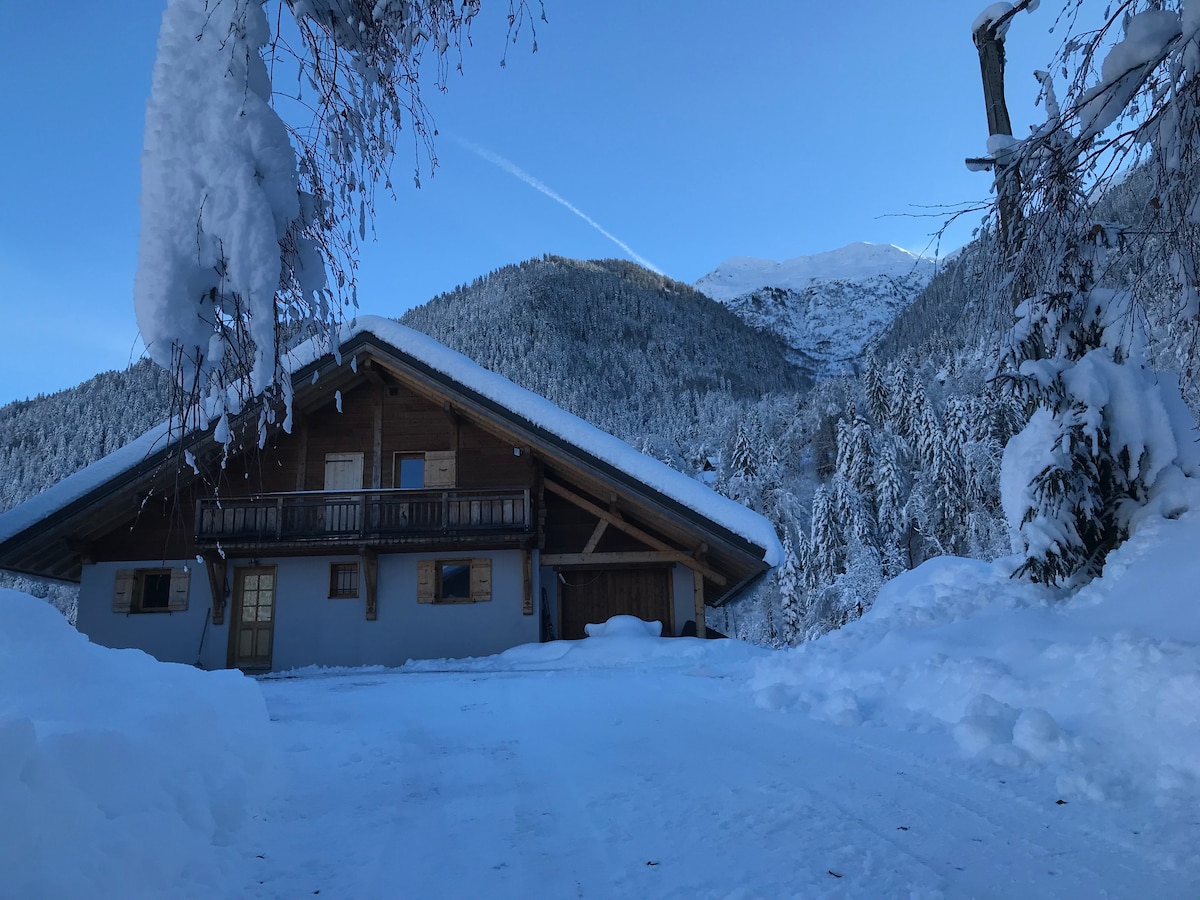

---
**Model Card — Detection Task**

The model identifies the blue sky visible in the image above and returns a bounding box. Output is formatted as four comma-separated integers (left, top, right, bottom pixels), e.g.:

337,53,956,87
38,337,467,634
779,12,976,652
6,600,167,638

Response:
0,1,1068,405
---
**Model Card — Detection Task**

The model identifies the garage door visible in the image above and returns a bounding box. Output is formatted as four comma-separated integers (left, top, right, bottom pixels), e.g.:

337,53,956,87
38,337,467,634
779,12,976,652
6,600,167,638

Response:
559,567,671,641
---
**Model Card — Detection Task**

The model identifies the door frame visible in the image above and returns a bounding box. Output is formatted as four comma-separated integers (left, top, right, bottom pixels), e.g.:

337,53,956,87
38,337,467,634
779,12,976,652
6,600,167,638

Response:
227,565,278,670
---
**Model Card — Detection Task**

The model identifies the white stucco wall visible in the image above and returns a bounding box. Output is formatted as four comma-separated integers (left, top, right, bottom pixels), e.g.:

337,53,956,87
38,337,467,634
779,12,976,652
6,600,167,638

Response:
77,553,699,669
671,564,695,637
78,549,538,671
266,550,536,669
78,560,227,670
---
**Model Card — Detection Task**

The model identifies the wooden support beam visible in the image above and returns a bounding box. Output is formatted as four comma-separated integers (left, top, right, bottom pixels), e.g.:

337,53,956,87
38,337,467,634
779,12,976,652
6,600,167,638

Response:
204,552,227,625
582,519,608,555
543,479,725,583
362,357,387,385
535,462,547,551
545,479,670,553
541,551,726,585
362,549,378,621
371,387,383,490
693,567,707,639
522,550,533,615
295,417,308,491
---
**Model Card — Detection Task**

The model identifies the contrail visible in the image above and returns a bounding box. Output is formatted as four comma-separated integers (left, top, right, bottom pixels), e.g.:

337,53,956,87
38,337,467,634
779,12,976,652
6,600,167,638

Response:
456,138,665,276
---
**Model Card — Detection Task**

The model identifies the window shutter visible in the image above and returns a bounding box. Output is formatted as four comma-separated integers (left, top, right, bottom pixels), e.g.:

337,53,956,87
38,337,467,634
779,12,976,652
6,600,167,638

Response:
168,568,191,611
470,558,492,602
424,451,456,488
113,570,134,613
417,560,436,603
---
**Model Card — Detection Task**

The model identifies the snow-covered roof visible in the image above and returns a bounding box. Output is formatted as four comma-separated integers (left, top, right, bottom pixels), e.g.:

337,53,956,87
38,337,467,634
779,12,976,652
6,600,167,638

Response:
322,317,782,565
0,422,179,548
0,316,782,567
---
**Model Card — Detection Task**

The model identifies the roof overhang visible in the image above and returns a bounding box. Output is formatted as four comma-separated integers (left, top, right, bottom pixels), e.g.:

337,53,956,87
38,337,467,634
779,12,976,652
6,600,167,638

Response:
0,322,778,596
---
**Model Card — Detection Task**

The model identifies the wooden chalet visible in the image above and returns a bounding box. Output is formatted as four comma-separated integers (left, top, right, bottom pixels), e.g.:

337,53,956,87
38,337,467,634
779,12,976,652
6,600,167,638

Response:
0,318,780,671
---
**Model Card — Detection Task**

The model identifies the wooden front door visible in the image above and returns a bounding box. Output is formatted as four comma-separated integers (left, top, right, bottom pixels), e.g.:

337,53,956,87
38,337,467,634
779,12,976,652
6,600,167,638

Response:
230,566,277,670
559,567,672,641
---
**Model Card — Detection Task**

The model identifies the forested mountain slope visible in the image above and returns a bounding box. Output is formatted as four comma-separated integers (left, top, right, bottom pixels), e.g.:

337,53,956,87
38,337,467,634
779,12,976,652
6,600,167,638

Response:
0,361,174,515
400,255,807,461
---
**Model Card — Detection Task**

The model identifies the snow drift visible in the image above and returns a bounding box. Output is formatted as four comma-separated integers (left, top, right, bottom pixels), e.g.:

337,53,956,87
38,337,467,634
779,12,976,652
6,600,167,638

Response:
0,591,273,898
752,507,1200,809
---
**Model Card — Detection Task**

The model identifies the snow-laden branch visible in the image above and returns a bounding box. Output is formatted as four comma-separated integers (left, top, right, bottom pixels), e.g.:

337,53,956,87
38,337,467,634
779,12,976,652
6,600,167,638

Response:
134,0,542,449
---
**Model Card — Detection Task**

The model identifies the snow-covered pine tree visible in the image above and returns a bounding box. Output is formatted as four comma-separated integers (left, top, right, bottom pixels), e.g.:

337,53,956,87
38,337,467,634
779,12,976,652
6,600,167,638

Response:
863,357,892,427
996,69,1200,585
806,485,843,588
777,534,803,644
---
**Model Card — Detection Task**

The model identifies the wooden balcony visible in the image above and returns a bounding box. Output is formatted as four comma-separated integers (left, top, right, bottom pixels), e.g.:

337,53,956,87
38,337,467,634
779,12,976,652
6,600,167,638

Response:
194,488,532,550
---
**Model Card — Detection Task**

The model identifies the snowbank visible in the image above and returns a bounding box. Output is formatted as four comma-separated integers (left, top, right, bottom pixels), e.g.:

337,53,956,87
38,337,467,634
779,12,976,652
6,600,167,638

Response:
401,615,769,675
584,613,662,638
0,590,273,898
752,510,1200,808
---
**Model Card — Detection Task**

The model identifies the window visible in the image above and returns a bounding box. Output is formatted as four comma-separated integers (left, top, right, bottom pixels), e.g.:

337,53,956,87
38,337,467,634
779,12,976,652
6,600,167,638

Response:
329,562,360,598
439,562,471,601
394,453,425,489
113,568,190,614
393,451,456,489
417,558,491,604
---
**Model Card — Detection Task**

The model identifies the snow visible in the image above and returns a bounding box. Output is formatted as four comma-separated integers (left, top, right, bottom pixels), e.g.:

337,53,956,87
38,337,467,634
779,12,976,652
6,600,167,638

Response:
135,0,315,400
10,503,1200,895
693,241,934,304
0,589,271,898
972,3,1015,38
0,316,783,567
1078,9,1182,144
584,613,663,638
752,509,1200,819
693,243,936,375
0,420,177,546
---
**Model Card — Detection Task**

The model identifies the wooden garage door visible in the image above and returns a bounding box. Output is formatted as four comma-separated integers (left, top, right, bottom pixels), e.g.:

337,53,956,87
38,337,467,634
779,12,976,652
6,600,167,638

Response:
559,567,671,641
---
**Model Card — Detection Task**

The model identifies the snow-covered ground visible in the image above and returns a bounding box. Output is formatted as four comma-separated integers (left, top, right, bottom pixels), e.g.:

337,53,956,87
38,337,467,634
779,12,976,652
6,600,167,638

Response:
0,591,272,899
6,508,1200,897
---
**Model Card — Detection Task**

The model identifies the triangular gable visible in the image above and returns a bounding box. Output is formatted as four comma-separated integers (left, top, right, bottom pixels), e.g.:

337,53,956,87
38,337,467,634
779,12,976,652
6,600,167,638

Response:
0,317,781,592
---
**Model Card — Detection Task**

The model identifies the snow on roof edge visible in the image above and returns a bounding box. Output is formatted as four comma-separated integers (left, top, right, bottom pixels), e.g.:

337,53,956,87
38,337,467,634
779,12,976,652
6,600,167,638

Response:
322,317,782,565
0,316,782,567
0,420,180,549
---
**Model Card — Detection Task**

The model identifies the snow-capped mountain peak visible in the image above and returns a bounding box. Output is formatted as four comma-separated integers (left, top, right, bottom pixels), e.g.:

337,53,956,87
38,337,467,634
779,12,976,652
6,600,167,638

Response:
693,243,937,376
694,242,933,303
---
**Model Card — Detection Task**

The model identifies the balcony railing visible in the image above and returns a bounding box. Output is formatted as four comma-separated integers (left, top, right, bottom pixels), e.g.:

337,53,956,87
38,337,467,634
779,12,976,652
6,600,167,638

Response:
195,488,531,546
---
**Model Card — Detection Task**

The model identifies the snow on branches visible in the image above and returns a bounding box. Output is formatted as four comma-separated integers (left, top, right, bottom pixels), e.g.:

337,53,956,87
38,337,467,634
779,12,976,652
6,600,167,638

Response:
134,0,541,446
981,1,1200,585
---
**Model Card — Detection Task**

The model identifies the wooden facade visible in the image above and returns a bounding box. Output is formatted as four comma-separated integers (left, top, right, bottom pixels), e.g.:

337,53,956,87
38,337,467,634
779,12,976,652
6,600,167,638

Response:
0,326,776,667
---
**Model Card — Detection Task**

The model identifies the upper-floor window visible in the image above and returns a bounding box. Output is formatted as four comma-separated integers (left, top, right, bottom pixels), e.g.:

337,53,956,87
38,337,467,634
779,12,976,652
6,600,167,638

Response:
393,451,456,489
394,453,425,489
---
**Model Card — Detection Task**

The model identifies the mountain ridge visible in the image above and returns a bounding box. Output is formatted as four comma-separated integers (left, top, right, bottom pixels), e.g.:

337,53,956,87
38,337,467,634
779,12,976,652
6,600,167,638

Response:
693,242,937,375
